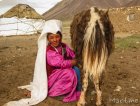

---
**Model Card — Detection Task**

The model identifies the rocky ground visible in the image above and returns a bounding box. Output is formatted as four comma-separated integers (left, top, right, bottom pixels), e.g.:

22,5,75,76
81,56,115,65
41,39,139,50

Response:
0,33,140,106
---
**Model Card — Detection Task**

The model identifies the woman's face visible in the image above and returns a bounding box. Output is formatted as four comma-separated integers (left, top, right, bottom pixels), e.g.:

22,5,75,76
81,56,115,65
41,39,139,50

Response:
47,33,61,47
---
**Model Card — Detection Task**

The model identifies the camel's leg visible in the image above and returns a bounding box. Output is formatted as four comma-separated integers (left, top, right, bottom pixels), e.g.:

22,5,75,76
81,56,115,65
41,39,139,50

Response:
93,76,102,106
77,71,88,106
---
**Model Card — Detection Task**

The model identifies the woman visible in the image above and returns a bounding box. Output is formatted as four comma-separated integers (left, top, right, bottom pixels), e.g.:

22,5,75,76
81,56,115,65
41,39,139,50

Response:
46,21,81,102
3,19,80,106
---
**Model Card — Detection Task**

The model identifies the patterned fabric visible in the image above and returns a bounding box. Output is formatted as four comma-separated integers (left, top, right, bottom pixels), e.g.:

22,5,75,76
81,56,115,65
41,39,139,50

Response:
46,43,81,102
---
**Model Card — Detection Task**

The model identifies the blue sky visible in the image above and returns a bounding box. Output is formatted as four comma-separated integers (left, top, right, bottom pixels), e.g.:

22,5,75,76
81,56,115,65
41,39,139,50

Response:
0,0,62,15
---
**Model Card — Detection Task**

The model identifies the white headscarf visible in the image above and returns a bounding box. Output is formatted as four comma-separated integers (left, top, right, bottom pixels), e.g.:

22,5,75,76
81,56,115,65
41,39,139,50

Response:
3,20,62,106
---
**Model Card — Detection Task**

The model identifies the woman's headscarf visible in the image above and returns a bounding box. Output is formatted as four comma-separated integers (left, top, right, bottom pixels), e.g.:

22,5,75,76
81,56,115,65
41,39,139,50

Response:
3,19,62,106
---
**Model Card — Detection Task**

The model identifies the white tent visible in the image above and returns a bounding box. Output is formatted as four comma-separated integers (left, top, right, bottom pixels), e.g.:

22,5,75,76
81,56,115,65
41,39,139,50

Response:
0,17,45,36
0,4,45,36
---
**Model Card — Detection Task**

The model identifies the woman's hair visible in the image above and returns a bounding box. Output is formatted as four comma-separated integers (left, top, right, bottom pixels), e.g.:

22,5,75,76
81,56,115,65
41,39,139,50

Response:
47,31,62,39
56,31,62,37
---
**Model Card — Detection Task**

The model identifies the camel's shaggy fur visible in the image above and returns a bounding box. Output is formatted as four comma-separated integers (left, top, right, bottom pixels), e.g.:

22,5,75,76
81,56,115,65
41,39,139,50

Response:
70,7,114,106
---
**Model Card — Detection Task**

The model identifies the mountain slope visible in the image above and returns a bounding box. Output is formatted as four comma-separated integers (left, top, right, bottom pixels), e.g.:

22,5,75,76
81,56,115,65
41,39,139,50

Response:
43,0,140,20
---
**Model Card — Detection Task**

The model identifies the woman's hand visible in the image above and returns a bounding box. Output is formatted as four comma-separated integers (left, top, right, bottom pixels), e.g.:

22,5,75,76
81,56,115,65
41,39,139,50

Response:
71,59,77,66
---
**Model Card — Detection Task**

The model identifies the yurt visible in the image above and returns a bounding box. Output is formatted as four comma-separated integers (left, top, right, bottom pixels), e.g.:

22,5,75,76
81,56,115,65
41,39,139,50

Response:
0,4,45,36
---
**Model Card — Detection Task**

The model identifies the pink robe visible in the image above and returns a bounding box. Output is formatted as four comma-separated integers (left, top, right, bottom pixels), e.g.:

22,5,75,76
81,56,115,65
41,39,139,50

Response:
46,43,80,102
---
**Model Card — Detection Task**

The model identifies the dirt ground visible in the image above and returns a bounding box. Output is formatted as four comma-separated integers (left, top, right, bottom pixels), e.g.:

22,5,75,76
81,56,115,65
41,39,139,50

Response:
0,34,140,106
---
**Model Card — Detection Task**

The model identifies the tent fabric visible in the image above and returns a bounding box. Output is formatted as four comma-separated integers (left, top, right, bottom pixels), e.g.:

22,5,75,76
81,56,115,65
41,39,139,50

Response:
0,17,45,36
3,19,62,106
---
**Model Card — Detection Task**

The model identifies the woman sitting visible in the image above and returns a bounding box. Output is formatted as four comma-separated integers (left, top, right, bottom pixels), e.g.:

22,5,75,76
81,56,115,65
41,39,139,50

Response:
46,20,81,102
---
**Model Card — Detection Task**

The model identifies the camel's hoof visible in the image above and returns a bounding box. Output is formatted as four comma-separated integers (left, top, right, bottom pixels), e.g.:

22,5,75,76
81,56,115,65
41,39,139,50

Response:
77,101,86,106
96,101,102,106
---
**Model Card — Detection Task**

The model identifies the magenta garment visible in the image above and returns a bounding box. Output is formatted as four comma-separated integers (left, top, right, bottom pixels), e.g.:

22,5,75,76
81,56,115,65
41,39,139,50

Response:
46,44,80,102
